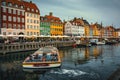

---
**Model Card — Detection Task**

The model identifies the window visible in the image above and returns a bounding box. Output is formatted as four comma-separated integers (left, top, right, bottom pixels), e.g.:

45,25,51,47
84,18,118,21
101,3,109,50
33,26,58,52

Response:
13,24,16,29
3,15,6,21
13,17,16,22
18,25,20,29
30,14,32,17
22,25,25,29
30,19,32,23
13,10,16,14
27,19,29,23
2,2,6,6
27,8,30,11
36,10,38,12
27,32,29,36
22,11,24,16
3,23,7,28
3,32,6,35
22,18,24,23
18,11,20,15
13,32,16,35
34,32,36,35
32,9,34,12
8,23,12,28
8,16,12,21
8,32,11,35
20,5,24,9
17,17,20,22
30,25,32,29
27,25,29,29
27,13,29,17
37,20,39,24
8,2,12,6
30,32,32,35
15,4,18,7
2,7,6,12
8,8,12,13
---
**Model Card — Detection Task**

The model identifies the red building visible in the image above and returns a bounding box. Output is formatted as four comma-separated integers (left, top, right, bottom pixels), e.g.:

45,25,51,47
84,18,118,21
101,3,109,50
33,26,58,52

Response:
0,0,25,35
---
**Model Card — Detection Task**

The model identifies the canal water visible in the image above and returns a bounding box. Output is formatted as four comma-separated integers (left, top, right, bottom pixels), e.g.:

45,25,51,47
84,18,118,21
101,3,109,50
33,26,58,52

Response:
0,44,120,80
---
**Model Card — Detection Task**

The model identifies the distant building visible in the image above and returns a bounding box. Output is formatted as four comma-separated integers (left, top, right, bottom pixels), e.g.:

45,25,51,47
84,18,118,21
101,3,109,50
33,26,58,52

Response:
104,26,115,38
116,28,120,38
64,17,85,36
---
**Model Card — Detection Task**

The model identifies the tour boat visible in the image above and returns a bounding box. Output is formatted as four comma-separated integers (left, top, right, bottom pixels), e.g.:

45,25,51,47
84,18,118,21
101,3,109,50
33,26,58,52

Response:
22,46,61,71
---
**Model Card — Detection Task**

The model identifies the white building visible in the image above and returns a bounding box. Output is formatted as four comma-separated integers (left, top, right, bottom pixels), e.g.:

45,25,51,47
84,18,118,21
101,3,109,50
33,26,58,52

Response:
64,21,85,36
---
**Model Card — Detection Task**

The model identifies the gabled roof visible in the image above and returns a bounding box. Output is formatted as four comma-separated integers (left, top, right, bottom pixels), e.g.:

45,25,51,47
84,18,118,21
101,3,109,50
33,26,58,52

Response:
1,0,40,14
40,13,62,24
23,1,40,14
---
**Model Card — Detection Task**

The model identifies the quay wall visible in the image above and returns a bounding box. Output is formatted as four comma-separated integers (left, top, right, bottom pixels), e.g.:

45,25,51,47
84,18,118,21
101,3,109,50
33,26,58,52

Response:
0,41,75,54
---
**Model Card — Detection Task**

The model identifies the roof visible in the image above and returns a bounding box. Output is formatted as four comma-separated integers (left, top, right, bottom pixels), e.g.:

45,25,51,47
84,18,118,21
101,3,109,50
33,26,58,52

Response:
1,0,40,14
40,13,62,24
23,1,40,14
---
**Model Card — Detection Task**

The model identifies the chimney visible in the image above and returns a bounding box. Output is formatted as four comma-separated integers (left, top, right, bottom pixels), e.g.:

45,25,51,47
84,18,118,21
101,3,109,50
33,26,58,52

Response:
49,12,53,16
30,1,32,3
74,17,77,20
81,17,83,20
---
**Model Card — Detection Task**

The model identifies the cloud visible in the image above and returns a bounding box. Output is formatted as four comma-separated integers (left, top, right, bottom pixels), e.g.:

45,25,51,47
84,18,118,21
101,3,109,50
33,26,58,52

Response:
28,0,120,27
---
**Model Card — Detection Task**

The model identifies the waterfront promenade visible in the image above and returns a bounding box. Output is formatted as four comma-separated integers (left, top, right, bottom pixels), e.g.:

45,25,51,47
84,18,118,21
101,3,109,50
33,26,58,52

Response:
0,41,75,54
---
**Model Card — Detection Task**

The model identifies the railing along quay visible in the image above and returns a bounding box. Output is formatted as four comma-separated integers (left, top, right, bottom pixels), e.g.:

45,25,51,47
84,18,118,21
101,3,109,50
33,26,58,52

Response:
0,41,75,54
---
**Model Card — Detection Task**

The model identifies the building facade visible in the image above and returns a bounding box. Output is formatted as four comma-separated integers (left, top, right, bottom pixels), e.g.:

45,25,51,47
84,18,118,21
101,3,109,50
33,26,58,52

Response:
40,16,50,36
40,13,63,36
0,0,25,35
64,18,85,36
24,1,40,37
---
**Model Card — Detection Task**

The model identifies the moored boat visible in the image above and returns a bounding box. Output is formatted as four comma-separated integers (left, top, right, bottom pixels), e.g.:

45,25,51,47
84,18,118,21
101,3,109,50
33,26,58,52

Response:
22,46,61,71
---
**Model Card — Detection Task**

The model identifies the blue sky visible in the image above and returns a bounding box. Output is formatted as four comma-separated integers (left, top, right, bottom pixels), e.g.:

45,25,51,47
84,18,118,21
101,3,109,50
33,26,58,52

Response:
27,0,120,28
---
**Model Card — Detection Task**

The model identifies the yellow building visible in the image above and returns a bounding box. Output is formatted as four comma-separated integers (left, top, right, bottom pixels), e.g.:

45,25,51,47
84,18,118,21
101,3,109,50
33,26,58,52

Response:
84,25,90,37
24,1,40,37
51,22,63,36
45,12,63,36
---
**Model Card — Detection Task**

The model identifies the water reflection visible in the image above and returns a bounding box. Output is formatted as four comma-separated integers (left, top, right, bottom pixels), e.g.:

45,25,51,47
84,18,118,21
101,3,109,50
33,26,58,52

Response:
0,44,120,80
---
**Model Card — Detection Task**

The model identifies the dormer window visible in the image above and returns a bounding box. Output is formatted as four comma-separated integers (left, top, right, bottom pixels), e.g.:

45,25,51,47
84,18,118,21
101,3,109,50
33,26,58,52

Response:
2,2,6,6
8,2,12,7
14,4,18,8
32,9,34,12
27,8,30,11
20,5,24,9
36,10,38,12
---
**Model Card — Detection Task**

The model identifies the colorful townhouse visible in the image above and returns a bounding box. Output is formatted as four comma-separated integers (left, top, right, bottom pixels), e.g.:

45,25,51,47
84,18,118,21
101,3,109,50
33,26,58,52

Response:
104,26,115,38
64,17,85,36
82,20,90,37
90,23,101,38
0,0,40,37
24,1,40,37
0,0,25,35
40,16,50,36
116,28,120,38
41,12,63,36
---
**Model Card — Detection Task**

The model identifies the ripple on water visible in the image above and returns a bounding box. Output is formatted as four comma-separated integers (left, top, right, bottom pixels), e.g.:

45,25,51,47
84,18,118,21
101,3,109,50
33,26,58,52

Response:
39,68,101,80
